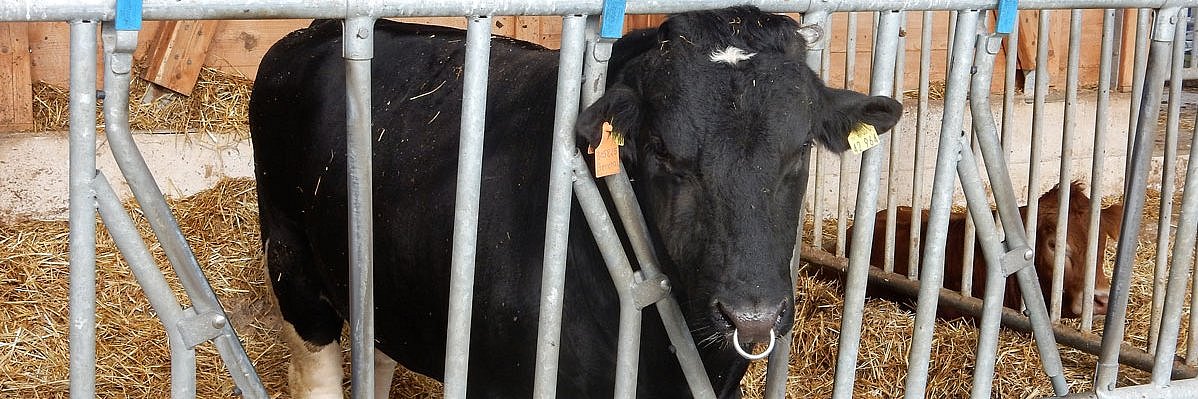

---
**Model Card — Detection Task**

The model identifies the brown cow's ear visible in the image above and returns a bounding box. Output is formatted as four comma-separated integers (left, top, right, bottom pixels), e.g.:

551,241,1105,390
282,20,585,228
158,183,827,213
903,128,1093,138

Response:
1099,204,1125,240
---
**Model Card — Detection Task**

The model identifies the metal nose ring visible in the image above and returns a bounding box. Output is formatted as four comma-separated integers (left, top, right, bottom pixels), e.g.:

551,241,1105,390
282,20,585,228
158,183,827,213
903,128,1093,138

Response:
732,328,776,360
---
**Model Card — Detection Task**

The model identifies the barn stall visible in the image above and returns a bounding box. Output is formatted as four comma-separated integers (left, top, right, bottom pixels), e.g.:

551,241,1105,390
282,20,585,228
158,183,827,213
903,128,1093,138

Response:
1,1,1197,398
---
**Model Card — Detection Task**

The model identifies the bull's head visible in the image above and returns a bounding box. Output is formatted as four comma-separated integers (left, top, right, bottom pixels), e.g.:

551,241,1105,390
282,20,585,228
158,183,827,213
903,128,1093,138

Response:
576,6,902,384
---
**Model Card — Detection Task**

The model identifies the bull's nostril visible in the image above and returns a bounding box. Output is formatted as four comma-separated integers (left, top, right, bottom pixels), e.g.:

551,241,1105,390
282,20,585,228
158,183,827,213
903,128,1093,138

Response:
713,299,786,344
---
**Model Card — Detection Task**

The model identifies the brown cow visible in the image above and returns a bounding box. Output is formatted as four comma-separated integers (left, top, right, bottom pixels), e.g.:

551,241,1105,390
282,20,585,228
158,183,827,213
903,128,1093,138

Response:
848,182,1122,319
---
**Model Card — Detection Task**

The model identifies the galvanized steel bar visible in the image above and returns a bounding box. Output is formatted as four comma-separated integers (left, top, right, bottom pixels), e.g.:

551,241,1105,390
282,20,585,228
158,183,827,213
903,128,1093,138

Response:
1148,13,1193,386
98,21,265,397
883,12,909,274
342,15,378,399
957,140,1014,399
1095,7,1181,391
1049,9,1084,322
13,0,1198,23
903,10,979,399
1061,377,1198,399
832,10,901,399
67,19,98,399
532,15,587,399
1000,8,1018,144
834,11,859,257
93,172,197,398
1148,9,1185,354
1025,10,1050,275
967,29,1068,396
808,9,829,252
1081,9,1116,332
1125,8,1151,181
908,10,934,280
443,15,490,399
1190,114,1198,367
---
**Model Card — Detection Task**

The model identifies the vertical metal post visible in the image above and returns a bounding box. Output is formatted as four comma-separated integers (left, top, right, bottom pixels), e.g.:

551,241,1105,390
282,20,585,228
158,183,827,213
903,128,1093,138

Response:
343,15,376,399
908,10,935,280
1125,9,1152,180
903,10,979,399
1149,8,1186,354
443,15,491,399
1096,7,1181,391
1082,9,1117,333
831,10,900,399
1050,9,1084,322
532,15,587,399
1149,11,1193,386
883,11,908,274
1151,95,1198,389
1025,10,1051,266
836,11,859,257
808,10,830,252
68,19,98,399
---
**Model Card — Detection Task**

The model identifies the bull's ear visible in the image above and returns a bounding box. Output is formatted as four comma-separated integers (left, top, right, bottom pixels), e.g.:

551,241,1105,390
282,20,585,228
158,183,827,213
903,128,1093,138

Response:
575,84,642,150
816,88,903,153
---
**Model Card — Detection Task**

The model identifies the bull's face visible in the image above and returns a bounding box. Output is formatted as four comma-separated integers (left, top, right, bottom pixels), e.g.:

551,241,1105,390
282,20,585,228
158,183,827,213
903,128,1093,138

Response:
577,7,902,363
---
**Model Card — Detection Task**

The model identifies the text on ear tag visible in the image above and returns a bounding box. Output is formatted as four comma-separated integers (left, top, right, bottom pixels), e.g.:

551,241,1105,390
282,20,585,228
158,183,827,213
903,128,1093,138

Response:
847,123,880,154
594,122,621,178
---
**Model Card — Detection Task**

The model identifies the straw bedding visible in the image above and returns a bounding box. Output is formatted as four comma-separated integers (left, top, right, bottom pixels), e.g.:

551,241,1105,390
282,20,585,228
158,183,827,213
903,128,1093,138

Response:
0,180,1181,398
3,68,1187,398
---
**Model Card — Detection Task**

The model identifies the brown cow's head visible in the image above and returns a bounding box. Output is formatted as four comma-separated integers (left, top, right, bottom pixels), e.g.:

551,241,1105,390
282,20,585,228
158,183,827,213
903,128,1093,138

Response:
1033,182,1122,318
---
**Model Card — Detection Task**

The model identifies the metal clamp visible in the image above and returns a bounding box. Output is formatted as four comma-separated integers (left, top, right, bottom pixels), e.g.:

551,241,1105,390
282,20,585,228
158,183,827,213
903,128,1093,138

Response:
1000,245,1036,277
631,271,671,309
176,308,229,349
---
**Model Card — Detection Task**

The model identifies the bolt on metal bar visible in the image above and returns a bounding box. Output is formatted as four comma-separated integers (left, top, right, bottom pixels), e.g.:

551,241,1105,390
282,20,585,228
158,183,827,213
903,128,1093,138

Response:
831,10,901,399
98,20,266,397
1049,8,1085,322
442,15,490,399
1148,11,1194,386
68,19,98,399
1095,6,1181,391
93,172,198,398
343,15,378,399
1148,8,1186,354
1081,8,1116,333
903,10,980,399
532,15,587,399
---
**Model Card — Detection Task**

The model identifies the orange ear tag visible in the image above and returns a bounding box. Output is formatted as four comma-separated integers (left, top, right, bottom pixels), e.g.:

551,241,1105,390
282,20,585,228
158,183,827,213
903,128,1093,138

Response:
592,122,621,178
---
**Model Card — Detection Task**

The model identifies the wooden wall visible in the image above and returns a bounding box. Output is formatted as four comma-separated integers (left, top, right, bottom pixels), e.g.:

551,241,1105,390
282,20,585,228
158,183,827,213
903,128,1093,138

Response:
0,11,1140,131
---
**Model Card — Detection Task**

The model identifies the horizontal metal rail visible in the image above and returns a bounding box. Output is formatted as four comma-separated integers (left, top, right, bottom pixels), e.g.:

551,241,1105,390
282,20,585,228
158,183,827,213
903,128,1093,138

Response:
3,0,1197,21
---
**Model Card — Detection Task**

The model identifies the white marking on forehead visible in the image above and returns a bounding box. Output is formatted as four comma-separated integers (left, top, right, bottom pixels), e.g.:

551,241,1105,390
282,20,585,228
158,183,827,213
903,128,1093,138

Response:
709,46,757,65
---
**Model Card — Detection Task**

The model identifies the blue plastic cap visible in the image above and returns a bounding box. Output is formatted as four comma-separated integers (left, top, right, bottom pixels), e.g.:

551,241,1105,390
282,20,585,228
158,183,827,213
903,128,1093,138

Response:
600,0,627,39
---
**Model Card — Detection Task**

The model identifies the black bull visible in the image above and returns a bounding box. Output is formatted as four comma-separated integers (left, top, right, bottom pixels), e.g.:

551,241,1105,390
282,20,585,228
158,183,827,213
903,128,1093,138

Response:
249,6,902,398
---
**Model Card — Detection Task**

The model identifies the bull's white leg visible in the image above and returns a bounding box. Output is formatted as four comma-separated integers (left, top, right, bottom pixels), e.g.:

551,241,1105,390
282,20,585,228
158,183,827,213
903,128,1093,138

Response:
374,349,398,399
283,322,343,399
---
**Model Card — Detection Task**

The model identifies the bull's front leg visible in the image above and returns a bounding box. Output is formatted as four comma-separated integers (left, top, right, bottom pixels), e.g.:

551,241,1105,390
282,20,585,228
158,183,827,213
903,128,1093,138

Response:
282,322,343,398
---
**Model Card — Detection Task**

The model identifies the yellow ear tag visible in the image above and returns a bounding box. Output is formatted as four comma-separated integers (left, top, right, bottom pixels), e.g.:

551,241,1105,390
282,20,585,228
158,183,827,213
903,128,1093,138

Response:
593,122,621,178
847,123,880,154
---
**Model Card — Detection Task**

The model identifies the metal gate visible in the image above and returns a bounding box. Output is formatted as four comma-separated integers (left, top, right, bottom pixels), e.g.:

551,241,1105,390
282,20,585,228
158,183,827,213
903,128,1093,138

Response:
2,0,1195,398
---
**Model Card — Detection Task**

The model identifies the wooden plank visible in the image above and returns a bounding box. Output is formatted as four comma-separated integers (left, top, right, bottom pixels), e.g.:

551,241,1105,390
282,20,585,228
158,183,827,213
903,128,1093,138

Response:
201,19,310,79
142,20,221,96
0,22,33,131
